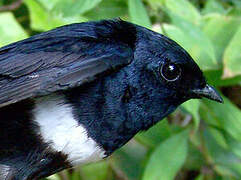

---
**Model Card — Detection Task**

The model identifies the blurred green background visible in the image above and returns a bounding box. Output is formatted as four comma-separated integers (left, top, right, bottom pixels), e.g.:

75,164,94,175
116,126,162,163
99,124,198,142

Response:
0,0,240,179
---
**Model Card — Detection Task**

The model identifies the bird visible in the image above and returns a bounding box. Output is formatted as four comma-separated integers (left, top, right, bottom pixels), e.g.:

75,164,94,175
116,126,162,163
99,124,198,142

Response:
0,19,223,180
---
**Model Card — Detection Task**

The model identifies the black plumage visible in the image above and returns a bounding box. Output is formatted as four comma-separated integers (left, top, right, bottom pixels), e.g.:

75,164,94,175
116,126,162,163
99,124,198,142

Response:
0,20,135,107
0,19,223,179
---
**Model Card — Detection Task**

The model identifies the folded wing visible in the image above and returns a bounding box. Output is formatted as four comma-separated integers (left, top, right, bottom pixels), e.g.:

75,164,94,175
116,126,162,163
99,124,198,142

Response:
0,24,133,108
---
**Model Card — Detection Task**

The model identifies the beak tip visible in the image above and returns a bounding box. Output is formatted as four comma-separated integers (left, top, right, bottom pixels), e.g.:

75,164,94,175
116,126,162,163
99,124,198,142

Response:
215,96,224,104
192,84,224,104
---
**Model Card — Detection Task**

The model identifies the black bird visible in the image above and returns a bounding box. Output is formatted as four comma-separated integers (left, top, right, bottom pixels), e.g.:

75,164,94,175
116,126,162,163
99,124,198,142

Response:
0,19,223,180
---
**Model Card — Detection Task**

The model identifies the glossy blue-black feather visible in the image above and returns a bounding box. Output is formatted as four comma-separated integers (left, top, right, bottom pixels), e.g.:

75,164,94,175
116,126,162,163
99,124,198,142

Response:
0,20,135,107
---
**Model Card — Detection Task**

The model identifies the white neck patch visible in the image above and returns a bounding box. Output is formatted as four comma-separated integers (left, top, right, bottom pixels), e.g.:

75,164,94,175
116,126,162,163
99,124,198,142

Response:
33,95,106,166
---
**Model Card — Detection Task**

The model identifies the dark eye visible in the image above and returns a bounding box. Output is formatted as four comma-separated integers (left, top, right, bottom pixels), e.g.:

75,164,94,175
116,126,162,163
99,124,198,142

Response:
160,62,181,81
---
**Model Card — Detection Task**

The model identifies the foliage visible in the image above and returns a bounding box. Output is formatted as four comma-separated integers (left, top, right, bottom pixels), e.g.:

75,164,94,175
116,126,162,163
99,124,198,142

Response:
0,0,240,179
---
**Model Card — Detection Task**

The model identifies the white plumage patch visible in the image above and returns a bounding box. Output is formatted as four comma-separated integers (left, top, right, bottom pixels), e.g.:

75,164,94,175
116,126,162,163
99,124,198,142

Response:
0,165,11,179
33,95,106,166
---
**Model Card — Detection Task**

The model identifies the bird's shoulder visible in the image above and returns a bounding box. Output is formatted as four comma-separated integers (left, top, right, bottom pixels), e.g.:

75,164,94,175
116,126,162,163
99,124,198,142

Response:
0,19,136,108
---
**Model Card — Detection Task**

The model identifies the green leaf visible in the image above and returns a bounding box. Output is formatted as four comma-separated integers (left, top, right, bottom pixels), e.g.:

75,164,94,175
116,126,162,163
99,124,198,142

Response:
202,96,241,141
68,169,81,180
228,7,241,17
225,135,241,159
215,165,241,179
0,12,28,47
163,19,218,70
24,0,65,31
223,24,241,78
53,0,102,17
143,130,189,180
184,142,205,170
204,70,241,87
84,0,128,20
111,140,147,180
202,0,227,15
194,174,204,180
136,119,172,148
24,0,87,31
162,24,191,48
208,127,229,149
37,0,60,10
203,14,241,65
148,0,165,10
203,128,241,178
128,0,151,28
168,13,217,70
230,0,241,8
80,161,109,180
181,99,200,130
163,0,201,25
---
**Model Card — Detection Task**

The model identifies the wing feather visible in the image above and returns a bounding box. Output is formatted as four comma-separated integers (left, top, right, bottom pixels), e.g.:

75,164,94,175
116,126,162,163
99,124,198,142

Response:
0,24,134,107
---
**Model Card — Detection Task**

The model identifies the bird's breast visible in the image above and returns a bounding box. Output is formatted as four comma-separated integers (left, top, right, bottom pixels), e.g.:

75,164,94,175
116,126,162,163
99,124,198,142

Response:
33,95,106,166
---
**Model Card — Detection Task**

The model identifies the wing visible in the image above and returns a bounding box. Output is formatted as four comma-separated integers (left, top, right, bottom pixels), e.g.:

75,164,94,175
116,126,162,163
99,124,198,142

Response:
0,23,134,108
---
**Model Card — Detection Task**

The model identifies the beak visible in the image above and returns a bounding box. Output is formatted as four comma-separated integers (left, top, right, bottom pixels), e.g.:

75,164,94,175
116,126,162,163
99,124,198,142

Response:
191,84,223,103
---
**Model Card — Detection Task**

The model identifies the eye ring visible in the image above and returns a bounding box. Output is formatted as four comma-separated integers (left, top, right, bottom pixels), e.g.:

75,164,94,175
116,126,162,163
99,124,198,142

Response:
160,62,181,82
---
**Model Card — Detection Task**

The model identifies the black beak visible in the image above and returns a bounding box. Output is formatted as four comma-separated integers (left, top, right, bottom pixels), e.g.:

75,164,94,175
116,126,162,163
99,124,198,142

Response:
191,84,223,103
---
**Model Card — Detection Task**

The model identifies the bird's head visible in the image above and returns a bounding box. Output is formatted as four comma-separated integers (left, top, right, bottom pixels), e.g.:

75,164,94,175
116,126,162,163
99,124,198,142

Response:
122,26,223,129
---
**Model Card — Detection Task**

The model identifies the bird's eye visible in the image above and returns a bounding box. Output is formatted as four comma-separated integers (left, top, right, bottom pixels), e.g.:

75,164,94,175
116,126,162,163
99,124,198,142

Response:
160,62,181,81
